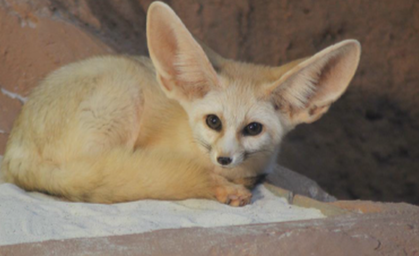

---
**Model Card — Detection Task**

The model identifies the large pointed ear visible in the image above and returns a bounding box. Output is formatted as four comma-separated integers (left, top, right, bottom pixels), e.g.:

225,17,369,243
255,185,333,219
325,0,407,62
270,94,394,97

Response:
147,2,219,101
265,40,361,126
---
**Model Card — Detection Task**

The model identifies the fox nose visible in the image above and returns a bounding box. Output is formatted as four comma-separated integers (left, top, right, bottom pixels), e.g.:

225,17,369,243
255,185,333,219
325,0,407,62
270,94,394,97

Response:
217,157,232,166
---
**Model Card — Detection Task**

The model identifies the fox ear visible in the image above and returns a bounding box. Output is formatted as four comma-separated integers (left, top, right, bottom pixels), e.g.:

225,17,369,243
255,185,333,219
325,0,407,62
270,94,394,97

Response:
265,40,361,126
147,2,219,101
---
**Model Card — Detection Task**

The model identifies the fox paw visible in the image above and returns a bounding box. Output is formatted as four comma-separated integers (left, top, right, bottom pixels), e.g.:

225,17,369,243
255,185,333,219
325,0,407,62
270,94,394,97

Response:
215,184,252,207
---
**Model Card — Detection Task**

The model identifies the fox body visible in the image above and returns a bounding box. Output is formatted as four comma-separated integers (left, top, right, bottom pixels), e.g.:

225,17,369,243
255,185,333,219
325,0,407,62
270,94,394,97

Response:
0,2,361,206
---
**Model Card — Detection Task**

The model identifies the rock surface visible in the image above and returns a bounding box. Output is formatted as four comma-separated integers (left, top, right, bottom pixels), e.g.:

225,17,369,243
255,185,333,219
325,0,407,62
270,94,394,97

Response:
1,202,418,256
0,0,418,203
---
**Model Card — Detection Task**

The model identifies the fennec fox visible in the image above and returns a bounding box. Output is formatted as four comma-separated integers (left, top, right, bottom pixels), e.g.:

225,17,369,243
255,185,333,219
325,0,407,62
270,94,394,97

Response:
1,2,361,206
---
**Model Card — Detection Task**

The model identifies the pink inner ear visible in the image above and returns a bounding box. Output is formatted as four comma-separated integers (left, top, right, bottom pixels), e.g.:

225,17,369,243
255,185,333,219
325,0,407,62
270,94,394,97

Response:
266,40,360,125
147,5,220,101
310,50,356,105
148,16,179,78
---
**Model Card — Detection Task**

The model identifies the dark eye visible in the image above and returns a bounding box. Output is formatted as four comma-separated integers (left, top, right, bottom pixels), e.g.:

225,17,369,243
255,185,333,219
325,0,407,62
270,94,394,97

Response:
206,115,222,131
243,122,263,136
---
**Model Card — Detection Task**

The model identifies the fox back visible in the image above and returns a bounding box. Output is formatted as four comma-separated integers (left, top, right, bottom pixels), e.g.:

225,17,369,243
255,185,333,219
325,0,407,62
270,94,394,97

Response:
0,2,361,206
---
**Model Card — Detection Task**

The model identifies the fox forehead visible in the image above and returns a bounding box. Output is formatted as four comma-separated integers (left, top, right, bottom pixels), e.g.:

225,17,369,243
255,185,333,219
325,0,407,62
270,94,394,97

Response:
191,77,284,137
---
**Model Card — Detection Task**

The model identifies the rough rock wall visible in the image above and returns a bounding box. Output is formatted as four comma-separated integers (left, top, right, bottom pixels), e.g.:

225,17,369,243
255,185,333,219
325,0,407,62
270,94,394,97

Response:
0,0,418,204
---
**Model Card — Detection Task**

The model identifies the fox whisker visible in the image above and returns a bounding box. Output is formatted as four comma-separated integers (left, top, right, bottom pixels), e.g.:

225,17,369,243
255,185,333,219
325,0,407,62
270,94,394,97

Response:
244,149,272,161
193,137,211,153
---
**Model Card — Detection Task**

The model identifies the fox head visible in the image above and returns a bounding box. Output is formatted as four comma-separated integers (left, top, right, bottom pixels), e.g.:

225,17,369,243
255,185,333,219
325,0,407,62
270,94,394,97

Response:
147,2,361,169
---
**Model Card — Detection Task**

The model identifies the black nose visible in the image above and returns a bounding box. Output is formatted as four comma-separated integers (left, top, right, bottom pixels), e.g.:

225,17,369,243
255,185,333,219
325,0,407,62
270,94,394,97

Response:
217,157,232,165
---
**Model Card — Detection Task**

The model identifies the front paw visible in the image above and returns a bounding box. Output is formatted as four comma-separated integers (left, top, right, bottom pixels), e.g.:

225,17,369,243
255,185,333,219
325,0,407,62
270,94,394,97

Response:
215,183,252,207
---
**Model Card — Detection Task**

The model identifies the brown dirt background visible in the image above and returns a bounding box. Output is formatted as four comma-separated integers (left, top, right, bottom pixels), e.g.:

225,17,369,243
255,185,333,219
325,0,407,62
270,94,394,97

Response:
0,0,418,204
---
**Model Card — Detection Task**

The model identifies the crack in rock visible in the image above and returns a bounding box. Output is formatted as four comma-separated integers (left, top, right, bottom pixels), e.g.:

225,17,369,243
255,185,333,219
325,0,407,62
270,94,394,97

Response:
0,87,28,104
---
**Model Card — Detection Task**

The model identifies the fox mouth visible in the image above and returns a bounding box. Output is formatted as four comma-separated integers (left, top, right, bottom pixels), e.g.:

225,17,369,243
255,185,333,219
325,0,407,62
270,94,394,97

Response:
216,161,238,169
193,138,238,168
193,137,272,167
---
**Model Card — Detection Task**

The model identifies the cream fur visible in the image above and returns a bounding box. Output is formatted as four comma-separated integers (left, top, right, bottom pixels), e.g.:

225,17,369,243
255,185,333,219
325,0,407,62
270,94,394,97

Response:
1,2,361,206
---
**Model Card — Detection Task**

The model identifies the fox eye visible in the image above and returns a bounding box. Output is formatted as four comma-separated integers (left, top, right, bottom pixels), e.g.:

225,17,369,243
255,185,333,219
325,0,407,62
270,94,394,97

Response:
243,122,263,136
206,115,222,131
